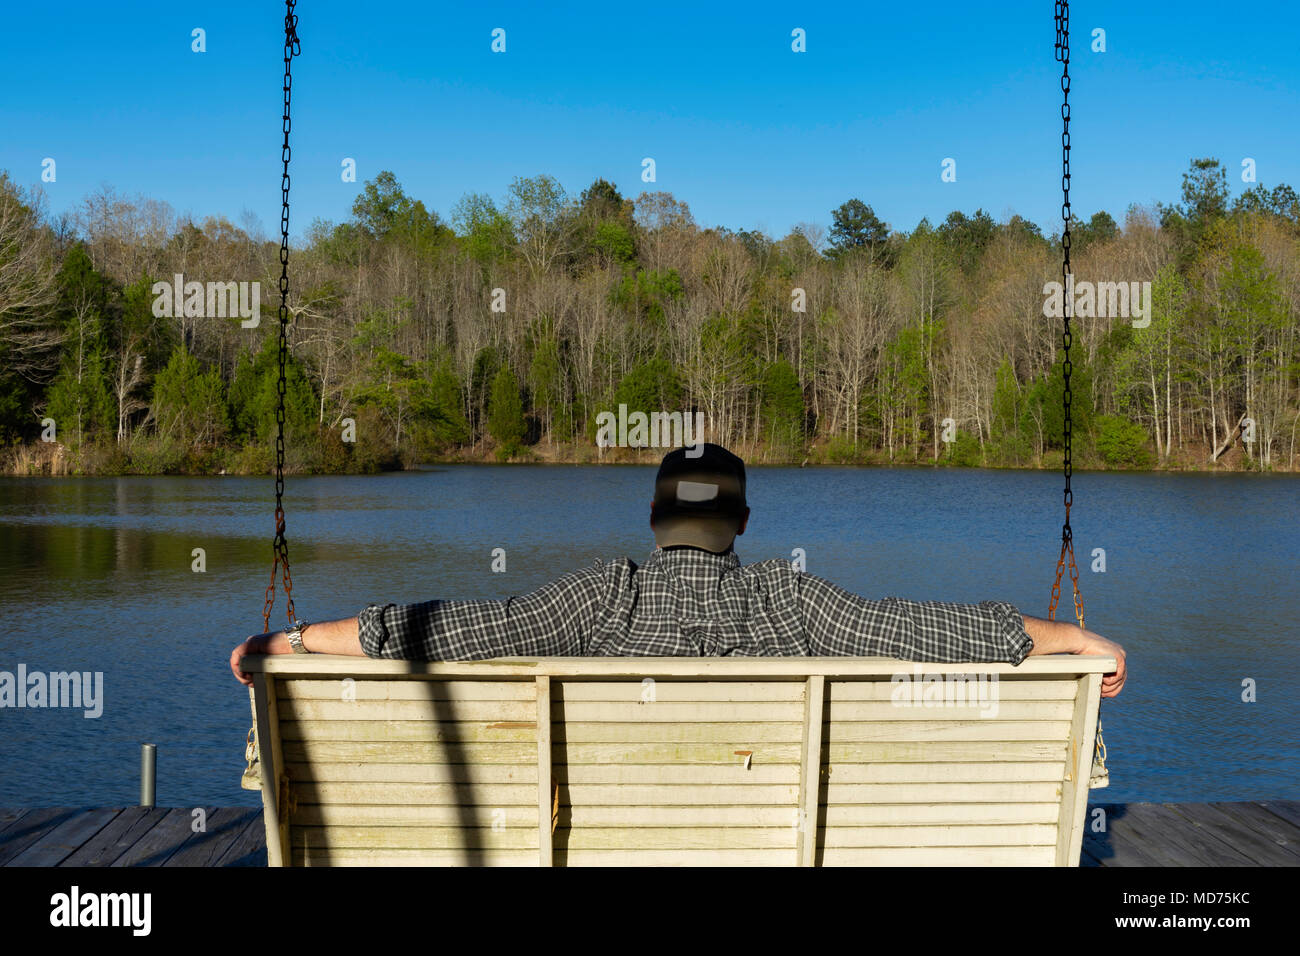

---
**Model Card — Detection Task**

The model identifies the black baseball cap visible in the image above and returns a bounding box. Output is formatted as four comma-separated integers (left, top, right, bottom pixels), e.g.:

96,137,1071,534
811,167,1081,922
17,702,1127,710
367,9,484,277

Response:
651,444,748,553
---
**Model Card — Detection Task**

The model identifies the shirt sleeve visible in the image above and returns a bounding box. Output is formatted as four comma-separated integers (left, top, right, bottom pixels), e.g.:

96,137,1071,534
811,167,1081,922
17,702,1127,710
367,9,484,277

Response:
356,563,606,660
796,573,1034,664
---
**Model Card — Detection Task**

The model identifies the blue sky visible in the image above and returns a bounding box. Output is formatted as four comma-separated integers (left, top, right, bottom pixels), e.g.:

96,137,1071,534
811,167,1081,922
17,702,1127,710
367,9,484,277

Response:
2,1,1296,242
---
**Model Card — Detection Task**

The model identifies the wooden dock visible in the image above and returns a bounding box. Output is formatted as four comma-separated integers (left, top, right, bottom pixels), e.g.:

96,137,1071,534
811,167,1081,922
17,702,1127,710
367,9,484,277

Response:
1,802,1297,866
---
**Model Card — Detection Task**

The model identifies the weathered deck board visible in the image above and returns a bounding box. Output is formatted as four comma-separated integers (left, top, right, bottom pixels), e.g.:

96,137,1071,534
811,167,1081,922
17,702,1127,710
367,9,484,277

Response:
6,808,120,867
112,807,224,867
1210,802,1300,858
164,807,263,867
1113,801,1256,867
0,809,85,866
213,812,270,867
1,803,1296,866
60,807,163,867
1258,800,1300,831
1168,802,1300,866
1081,804,1172,867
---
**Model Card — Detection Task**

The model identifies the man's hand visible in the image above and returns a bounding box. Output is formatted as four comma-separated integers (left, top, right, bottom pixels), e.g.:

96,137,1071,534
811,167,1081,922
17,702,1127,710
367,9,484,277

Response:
1023,613,1127,698
1077,628,1127,699
230,617,366,685
230,631,285,687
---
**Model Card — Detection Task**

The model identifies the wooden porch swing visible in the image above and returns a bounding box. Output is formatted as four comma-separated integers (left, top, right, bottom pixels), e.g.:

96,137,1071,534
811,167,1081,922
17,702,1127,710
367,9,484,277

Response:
241,0,1113,866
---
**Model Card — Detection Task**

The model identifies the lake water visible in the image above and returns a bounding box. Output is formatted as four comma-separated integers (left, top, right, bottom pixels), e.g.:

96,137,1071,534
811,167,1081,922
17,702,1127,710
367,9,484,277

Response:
1,466,1297,807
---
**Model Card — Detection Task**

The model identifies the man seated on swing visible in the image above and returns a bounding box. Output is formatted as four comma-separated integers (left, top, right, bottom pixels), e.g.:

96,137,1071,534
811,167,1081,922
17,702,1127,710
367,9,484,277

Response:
230,443,1126,698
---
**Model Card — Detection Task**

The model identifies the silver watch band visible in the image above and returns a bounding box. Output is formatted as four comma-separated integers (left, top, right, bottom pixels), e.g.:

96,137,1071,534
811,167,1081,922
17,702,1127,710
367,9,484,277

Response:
285,620,311,654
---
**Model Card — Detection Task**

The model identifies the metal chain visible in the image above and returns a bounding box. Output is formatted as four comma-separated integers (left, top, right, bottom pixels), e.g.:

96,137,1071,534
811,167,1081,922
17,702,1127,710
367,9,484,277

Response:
1052,2,1104,789
262,0,300,634
1056,0,1071,518
1049,0,1084,631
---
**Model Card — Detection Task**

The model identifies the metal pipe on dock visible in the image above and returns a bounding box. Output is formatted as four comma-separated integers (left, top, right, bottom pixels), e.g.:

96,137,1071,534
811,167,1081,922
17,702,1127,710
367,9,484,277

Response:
140,744,156,807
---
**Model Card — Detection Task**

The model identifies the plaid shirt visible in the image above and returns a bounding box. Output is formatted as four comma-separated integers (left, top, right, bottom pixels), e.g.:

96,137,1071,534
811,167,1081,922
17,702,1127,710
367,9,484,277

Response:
357,547,1033,664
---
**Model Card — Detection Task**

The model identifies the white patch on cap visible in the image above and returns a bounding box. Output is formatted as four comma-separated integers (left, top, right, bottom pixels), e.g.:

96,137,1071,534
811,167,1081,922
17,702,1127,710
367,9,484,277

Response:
676,480,719,503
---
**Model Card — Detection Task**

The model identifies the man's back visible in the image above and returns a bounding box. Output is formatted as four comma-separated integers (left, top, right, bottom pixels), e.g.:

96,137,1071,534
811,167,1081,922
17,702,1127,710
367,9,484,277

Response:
356,546,1033,665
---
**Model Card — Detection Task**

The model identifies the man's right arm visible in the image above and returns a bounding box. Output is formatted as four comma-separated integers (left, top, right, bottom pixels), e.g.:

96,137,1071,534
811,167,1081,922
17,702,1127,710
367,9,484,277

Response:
796,573,1127,697
797,573,1034,664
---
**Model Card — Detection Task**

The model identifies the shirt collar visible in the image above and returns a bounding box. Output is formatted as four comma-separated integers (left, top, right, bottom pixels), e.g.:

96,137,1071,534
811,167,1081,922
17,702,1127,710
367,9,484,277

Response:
646,546,742,572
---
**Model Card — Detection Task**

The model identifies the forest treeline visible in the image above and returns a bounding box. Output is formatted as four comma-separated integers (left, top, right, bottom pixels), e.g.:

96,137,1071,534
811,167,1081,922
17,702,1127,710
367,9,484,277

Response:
0,157,1297,474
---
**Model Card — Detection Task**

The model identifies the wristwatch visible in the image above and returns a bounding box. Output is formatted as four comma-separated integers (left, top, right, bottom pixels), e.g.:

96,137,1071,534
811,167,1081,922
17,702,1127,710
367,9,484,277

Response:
285,620,311,654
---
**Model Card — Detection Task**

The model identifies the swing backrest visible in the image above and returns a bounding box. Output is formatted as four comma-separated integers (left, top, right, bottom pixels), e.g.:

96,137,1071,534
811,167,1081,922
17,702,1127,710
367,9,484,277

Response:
244,655,1111,866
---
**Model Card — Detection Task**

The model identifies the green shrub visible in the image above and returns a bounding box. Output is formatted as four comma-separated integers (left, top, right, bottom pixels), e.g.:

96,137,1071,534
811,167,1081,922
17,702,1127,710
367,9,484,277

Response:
318,425,351,474
493,440,530,462
488,364,527,450
1093,414,1154,468
350,406,399,473
128,436,186,474
944,431,984,467
224,442,273,475
822,435,862,464
180,443,222,474
760,360,805,455
96,441,131,476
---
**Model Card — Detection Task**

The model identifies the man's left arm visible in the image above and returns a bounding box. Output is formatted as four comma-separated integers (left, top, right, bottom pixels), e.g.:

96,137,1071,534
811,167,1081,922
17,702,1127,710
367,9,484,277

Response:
355,563,604,661
230,617,363,686
230,564,605,685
